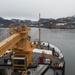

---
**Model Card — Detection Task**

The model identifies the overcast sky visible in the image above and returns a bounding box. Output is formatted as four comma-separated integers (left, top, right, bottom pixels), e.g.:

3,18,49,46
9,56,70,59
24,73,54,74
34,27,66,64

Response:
0,0,75,20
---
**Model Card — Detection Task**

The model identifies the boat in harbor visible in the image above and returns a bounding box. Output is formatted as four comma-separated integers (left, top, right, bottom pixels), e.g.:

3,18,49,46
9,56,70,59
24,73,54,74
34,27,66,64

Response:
0,15,65,75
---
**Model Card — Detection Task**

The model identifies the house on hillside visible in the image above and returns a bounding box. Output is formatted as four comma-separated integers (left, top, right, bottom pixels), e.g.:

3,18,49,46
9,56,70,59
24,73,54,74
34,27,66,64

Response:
56,23,67,29
44,22,56,28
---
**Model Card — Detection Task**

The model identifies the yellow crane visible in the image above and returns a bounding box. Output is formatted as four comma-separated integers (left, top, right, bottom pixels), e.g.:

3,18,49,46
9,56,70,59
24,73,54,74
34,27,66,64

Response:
0,24,35,75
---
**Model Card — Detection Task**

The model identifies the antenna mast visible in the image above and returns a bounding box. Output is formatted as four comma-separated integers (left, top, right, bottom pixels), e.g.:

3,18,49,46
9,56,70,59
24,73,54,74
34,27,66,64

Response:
39,13,41,47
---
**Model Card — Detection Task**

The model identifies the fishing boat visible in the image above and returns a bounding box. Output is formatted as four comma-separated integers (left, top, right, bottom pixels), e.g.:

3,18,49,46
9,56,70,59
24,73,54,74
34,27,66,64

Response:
0,15,65,75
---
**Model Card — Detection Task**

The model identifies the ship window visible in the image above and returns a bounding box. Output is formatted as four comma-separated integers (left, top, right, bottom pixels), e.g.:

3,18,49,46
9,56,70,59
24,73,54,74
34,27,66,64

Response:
14,59,24,65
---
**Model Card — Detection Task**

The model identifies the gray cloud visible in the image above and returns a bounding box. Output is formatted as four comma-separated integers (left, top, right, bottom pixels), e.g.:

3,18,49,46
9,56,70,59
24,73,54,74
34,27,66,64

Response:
0,0,75,20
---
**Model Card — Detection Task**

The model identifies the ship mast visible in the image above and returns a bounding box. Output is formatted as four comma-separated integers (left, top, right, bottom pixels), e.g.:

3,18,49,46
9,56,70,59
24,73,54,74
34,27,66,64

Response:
39,13,41,48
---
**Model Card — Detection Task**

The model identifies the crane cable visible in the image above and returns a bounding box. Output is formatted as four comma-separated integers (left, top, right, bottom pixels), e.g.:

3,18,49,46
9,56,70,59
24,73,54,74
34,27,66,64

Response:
31,30,39,40
31,28,49,43
41,31,49,43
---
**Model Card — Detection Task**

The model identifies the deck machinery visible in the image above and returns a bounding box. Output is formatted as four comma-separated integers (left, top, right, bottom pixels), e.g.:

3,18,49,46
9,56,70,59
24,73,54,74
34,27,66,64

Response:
0,24,65,75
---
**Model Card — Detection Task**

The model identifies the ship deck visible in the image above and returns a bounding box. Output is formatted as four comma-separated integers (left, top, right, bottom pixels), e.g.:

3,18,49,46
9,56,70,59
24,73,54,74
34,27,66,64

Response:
0,42,65,75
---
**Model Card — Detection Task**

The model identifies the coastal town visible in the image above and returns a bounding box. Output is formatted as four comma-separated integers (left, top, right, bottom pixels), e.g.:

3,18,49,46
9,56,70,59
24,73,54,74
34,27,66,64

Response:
0,15,75,29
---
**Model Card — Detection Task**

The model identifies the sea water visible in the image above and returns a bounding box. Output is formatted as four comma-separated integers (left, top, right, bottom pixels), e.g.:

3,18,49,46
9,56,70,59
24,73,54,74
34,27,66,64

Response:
0,27,75,75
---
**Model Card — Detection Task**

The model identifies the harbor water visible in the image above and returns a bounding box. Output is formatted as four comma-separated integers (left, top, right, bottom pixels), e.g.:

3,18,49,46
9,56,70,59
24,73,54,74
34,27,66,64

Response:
0,27,75,75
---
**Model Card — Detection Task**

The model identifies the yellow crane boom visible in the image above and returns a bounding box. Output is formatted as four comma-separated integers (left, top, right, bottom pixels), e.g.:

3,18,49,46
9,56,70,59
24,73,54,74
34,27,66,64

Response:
0,24,35,75
0,33,21,56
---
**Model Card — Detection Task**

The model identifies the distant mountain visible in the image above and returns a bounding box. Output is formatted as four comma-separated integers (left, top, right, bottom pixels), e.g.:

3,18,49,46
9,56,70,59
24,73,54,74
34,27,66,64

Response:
0,17,38,27
0,15,75,27
0,17,15,27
